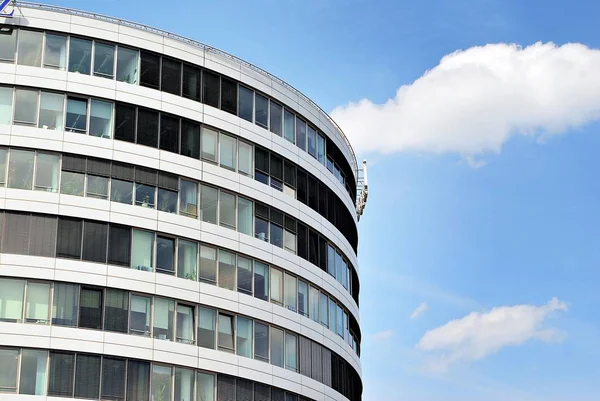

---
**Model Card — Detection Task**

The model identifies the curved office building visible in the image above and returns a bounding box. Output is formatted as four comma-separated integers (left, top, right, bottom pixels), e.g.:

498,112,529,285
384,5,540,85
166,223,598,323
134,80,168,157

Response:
0,2,363,401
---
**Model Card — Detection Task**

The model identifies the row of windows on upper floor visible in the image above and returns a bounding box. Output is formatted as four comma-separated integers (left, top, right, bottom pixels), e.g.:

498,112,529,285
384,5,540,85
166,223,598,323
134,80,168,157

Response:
0,209,361,353
0,347,315,401
0,146,360,305
0,85,359,252
0,27,357,201
0,278,362,401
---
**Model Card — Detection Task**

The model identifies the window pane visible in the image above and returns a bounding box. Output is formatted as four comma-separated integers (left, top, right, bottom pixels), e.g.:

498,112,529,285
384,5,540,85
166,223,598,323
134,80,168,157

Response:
219,133,237,170
197,372,214,401
34,152,59,192
19,349,47,395
337,304,343,337
0,349,18,393
271,223,283,248
156,236,175,275
327,245,335,277
105,288,128,333
200,245,217,284
296,118,306,151
13,88,38,126
220,77,237,115
48,352,74,397
56,217,82,259
162,58,182,95
154,298,175,341
131,229,154,272
175,368,194,401
151,365,173,401
114,103,136,143
317,134,326,165
136,108,159,147
202,70,220,108
201,127,218,162
307,126,317,158
126,361,150,401
61,171,84,197
177,239,197,280
200,185,218,224
25,282,50,323
309,286,319,322
135,183,155,209
43,33,67,69
37,92,64,131
65,97,88,133
176,304,194,344
269,101,282,136
219,191,236,229
159,114,179,153
218,249,235,291
255,93,268,128
218,313,234,352
74,354,101,399
86,175,108,199
236,316,253,358
284,109,295,143
284,230,296,254
52,282,78,326
181,120,200,159
108,225,131,266
80,287,103,329
237,141,253,177
285,333,298,371
336,251,343,283
254,322,269,361
284,273,297,312
320,293,328,327
7,149,33,189
253,262,269,301
1,212,29,254
254,217,268,242
69,37,92,74
270,327,284,368
0,28,16,62
183,64,201,101
93,42,115,78
237,256,252,295
18,30,43,67
298,280,308,317
198,307,216,349
158,188,177,213
179,179,198,218
140,51,160,89
0,87,13,125
270,268,283,305
90,99,113,138
0,278,24,322
102,357,126,401
111,179,133,204
130,294,151,336
116,46,138,84
329,298,336,334
238,86,253,122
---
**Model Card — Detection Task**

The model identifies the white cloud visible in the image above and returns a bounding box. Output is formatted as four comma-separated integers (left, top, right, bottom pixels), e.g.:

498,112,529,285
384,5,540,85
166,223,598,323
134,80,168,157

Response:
416,297,567,372
331,42,600,161
410,302,429,319
372,329,394,342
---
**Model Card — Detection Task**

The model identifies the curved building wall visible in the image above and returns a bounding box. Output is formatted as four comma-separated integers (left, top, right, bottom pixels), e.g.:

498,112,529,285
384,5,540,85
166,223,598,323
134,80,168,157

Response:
0,3,363,401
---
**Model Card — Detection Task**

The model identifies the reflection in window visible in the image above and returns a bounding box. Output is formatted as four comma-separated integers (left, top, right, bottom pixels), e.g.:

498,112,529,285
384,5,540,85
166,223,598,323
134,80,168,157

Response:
219,191,236,229
13,89,38,126
93,42,115,78
270,268,283,305
19,349,47,395
329,298,336,334
296,118,307,151
255,216,269,243
0,86,13,124
159,114,179,153
307,126,317,158
218,250,236,291
177,239,197,280
255,93,268,129
0,28,17,62
179,179,197,218
7,149,34,189
200,185,218,224
52,282,78,326
174,368,195,401
202,70,220,108
253,262,269,301
127,361,150,401
0,278,25,322
270,327,284,368
17,30,43,67
176,304,195,344
153,298,174,341
0,349,18,393
270,101,282,136
116,46,138,84
86,175,108,199
38,92,64,130
34,152,59,192
284,109,295,143
129,295,151,336
317,133,326,165
156,236,175,275
218,313,234,352
181,119,200,159
161,58,181,95
60,171,84,196
270,223,283,248
25,283,50,324
320,292,328,328
298,280,308,317
158,188,177,213
285,332,298,371
219,133,237,170
89,99,113,138
68,37,92,74
220,77,237,115
238,86,253,122
236,316,253,358
44,33,67,70
309,286,319,322
237,256,252,295
284,230,296,254
198,307,216,349
284,273,297,312
110,179,133,204
200,246,217,284
135,183,155,208
254,322,269,361
66,97,88,133
131,229,154,272
238,140,253,177
201,127,218,162
151,365,172,401
183,64,201,101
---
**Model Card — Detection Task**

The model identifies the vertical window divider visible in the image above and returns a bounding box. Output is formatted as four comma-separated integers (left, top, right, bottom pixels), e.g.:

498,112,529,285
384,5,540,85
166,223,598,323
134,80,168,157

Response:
112,45,118,81
90,39,96,76
71,351,77,397
126,291,132,335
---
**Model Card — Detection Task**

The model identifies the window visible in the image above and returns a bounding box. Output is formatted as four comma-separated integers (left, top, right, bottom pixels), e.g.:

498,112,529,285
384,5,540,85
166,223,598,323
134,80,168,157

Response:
175,368,195,401
270,268,283,305
255,216,268,242
218,313,235,352
337,304,344,337
56,217,82,259
52,283,78,326
159,114,180,153
0,87,12,124
236,316,253,358
270,327,284,368
13,88,38,126
254,262,269,301
108,225,130,266
135,183,155,208
198,307,216,349
271,223,283,248
181,120,200,159
48,352,74,397
284,273,297,312
219,133,237,170
34,152,59,192
111,179,133,204
254,322,269,361
320,293,328,327
221,77,237,115
136,108,159,147
131,229,154,272
17,30,43,67
183,64,201,101
114,103,136,143
129,294,151,336
104,288,128,333
200,245,217,283
65,97,88,133
336,251,343,284
93,42,115,78
81,221,108,262
218,191,237,229
102,357,126,401
0,28,16,62
116,46,138,84
296,118,307,151
0,149,5,185
237,197,253,236
74,354,101,398
0,348,18,393
200,185,218,224
283,162,296,198
0,278,24,322
38,92,64,130
69,37,92,74
255,93,268,128
342,259,348,289
197,372,215,401
203,70,220,108
177,239,197,280
285,333,298,371
284,109,295,143
329,298,336,334
156,236,175,275
44,33,67,69
238,86,253,122
25,281,50,323
176,303,195,344
309,286,319,322
162,57,182,95
154,298,175,341
127,361,150,401
79,287,103,329
218,250,236,291
327,245,336,277
201,127,218,162
284,230,296,254
238,141,253,176
317,134,326,165
1,212,28,254
61,171,84,196
298,280,308,317
237,256,252,295
307,126,317,158
179,179,198,218
255,147,269,185
86,175,109,199
343,311,349,342
140,51,160,89
19,349,47,395
270,101,282,136
89,99,113,138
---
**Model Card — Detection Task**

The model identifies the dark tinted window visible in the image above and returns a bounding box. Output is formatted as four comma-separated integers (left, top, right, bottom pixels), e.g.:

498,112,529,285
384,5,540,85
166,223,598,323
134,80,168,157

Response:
159,114,180,153
239,86,253,122
140,51,160,89
182,64,201,101
104,288,128,333
127,360,150,401
108,225,130,266
136,109,159,147
181,119,200,159
161,57,181,95
156,236,175,275
202,70,220,108
56,217,82,259
82,221,108,263
102,357,126,401
48,352,75,397
114,103,136,143
221,77,237,115
74,354,101,399
79,287,103,329
255,93,268,128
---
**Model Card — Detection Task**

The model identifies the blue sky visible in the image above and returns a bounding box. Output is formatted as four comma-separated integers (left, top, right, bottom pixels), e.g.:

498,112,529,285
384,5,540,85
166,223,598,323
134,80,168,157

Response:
34,0,600,399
